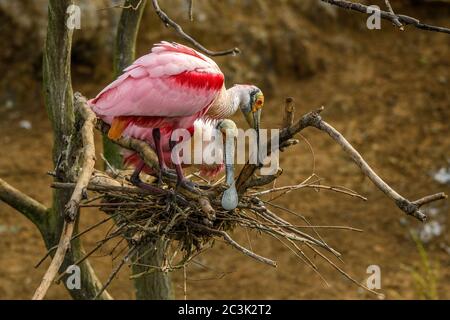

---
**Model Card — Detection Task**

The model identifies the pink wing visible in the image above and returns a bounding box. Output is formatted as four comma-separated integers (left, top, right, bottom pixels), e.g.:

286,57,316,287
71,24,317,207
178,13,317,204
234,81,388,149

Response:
90,42,224,122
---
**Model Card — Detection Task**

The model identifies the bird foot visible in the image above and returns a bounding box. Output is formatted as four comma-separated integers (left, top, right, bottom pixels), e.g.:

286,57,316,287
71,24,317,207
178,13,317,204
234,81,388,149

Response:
130,175,164,195
177,178,200,193
157,168,177,186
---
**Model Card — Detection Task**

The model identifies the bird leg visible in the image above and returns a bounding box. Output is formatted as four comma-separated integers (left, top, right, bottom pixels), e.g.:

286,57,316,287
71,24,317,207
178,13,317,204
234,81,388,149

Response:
130,161,165,194
152,128,176,184
169,139,199,192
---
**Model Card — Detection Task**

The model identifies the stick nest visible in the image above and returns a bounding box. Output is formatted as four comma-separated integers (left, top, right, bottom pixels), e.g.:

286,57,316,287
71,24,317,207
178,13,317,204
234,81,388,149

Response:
75,170,353,280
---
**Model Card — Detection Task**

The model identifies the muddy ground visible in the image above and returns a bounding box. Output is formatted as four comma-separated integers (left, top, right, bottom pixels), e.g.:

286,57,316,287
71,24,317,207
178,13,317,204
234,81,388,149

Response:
0,1,448,299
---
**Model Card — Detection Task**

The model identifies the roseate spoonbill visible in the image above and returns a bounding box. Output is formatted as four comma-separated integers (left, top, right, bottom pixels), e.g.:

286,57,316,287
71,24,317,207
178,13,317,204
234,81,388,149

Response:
120,119,240,209
122,118,227,178
90,41,264,191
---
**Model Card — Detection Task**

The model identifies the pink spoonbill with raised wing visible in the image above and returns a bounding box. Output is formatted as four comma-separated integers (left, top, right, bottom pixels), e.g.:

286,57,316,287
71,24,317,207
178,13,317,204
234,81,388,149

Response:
89,42,264,192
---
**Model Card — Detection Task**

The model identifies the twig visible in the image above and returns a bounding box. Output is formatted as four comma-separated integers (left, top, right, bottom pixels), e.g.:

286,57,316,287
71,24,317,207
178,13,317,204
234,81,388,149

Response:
32,93,97,300
52,181,160,196
34,214,117,269
194,223,276,267
188,0,194,21
236,107,324,193
384,0,403,29
220,231,277,267
32,221,75,300
413,192,447,207
151,0,240,56
237,105,447,221
283,97,295,128
321,0,450,34
251,182,367,201
94,246,137,300
100,0,143,10
305,242,383,298
311,119,446,221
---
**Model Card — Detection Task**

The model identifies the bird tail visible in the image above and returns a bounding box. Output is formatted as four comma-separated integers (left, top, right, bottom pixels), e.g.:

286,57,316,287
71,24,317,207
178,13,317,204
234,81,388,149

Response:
108,117,130,140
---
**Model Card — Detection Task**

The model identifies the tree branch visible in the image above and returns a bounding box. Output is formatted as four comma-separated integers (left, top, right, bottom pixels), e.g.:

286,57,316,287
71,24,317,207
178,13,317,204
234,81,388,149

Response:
237,105,447,222
151,0,240,56
321,0,450,34
32,93,98,300
65,93,97,220
0,179,48,231
310,119,445,221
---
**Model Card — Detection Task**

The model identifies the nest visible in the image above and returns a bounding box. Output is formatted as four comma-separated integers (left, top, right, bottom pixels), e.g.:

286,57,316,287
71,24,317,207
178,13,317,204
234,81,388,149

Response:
85,175,339,268
64,170,374,298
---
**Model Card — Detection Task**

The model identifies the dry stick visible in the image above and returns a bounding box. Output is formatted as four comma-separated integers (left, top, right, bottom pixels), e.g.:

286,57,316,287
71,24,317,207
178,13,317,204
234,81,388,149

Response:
52,181,161,196
151,0,239,56
54,242,104,283
251,182,367,201
54,231,122,283
305,242,383,298
280,98,298,152
188,0,194,21
94,246,137,300
34,214,118,269
274,234,331,288
193,223,277,267
384,0,403,29
283,97,295,128
238,106,447,221
259,206,339,256
220,231,277,267
32,93,97,300
100,0,143,11
236,108,323,193
320,0,450,34
258,200,342,259
311,119,446,222
413,192,447,207
221,213,362,232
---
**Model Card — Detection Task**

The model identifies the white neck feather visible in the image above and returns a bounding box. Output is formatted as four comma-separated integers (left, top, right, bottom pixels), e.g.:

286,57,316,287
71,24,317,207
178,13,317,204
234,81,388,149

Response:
206,85,248,119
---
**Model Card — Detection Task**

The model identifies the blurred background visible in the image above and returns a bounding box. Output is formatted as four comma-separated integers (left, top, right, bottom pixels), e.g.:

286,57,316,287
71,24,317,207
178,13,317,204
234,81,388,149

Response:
0,0,448,299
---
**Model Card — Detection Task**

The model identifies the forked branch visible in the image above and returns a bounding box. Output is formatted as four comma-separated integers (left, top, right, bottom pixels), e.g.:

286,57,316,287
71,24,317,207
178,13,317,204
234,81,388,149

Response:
237,104,447,222
32,93,98,300
321,0,450,34
151,0,240,56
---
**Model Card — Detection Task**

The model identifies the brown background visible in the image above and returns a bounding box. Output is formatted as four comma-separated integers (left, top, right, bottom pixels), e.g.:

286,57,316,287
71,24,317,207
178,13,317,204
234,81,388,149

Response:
0,0,448,299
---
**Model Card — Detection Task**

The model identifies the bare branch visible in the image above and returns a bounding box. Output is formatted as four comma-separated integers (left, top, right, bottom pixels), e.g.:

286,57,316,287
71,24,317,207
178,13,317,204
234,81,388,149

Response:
384,0,403,29
151,0,240,56
65,93,97,221
32,221,75,300
196,224,277,267
282,97,295,128
0,179,48,230
311,119,446,222
413,192,448,207
188,0,194,21
251,182,368,201
321,0,450,34
101,0,143,10
237,105,447,222
32,93,97,300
